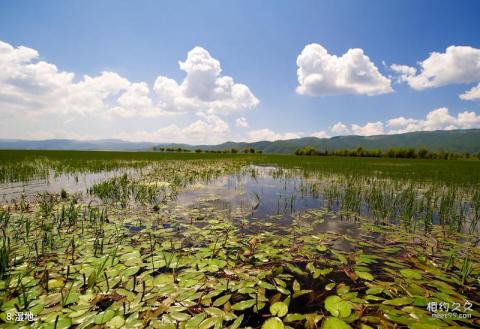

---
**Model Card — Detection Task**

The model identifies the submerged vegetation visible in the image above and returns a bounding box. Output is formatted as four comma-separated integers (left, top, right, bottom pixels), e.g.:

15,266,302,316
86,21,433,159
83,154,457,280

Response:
0,150,479,328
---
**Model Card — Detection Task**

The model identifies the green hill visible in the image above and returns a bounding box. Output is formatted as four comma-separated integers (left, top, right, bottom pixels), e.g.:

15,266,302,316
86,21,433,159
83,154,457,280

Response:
197,129,480,154
2,129,480,154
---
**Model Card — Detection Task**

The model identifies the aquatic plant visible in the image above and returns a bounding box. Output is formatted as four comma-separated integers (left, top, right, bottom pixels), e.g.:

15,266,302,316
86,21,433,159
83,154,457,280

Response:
0,152,479,327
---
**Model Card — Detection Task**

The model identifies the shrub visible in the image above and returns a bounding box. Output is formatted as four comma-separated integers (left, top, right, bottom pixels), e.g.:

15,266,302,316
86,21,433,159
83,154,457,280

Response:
418,148,428,159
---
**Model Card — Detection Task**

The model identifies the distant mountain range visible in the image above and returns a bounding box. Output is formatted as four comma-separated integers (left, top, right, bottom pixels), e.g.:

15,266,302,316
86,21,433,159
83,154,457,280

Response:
1,129,480,154
0,139,156,151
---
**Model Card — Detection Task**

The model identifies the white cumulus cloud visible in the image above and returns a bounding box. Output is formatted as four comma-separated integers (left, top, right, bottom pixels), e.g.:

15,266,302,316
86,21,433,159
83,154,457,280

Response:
0,40,260,142
235,117,249,128
391,46,480,100
311,130,329,138
153,47,259,115
330,122,350,135
386,107,480,134
386,116,418,129
351,121,385,136
0,40,259,122
389,64,417,83
0,40,136,117
322,107,480,137
247,129,301,142
116,114,230,144
109,82,155,118
460,83,480,101
296,43,392,96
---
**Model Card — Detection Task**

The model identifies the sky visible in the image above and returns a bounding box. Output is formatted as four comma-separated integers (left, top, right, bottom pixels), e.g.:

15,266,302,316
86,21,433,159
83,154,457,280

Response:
0,0,480,144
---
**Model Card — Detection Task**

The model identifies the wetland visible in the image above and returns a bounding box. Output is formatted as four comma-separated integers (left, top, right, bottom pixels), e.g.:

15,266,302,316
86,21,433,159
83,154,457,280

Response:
0,150,479,328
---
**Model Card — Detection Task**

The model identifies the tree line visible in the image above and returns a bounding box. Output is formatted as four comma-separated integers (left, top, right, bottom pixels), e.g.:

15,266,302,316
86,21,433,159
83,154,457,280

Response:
152,146,262,154
294,146,480,160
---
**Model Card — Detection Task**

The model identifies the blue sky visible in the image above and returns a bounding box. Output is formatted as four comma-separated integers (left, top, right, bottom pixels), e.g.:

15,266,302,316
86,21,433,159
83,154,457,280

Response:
0,0,479,143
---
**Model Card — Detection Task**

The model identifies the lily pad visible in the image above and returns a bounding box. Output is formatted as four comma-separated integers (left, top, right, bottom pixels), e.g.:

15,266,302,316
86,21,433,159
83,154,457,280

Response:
261,317,285,329
322,317,352,329
324,295,351,318
269,301,288,317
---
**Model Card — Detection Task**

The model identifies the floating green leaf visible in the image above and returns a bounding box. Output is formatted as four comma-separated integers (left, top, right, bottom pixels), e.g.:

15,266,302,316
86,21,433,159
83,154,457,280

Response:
106,315,125,329
324,295,351,318
400,269,422,280
322,317,352,329
355,271,374,281
269,301,288,317
231,299,256,310
94,310,116,325
213,294,231,307
261,317,285,329
382,296,414,306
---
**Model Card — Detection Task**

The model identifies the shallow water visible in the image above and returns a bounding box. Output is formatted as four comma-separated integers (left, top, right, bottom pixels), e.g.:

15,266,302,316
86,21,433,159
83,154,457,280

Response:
171,166,362,250
0,169,136,203
1,164,475,238
176,166,321,214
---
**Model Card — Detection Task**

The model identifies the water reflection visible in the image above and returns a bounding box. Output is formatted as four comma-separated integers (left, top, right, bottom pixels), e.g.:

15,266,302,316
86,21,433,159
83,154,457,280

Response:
0,169,136,203
173,166,362,250
2,164,475,242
